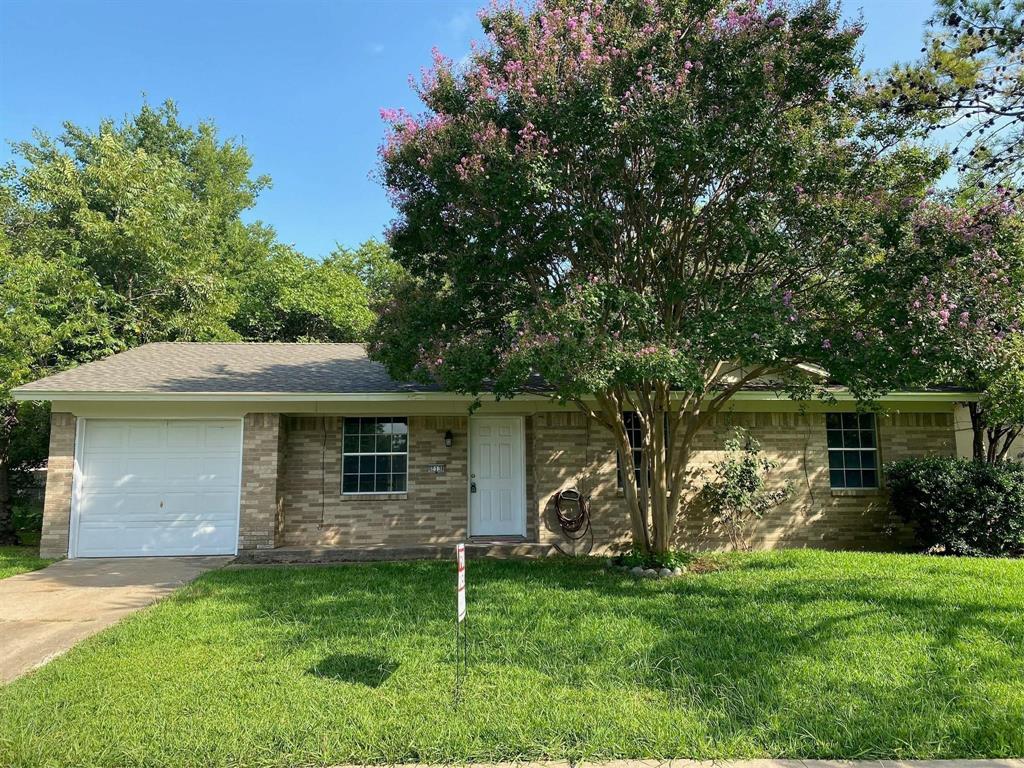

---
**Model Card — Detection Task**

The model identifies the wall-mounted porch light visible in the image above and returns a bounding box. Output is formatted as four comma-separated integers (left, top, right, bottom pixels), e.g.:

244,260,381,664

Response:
444,430,454,448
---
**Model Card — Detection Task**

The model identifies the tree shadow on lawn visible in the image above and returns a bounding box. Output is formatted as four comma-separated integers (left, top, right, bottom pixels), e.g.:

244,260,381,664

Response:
307,652,398,687
188,557,1024,755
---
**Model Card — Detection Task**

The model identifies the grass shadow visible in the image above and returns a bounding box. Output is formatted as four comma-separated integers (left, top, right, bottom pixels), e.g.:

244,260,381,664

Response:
307,652,397,687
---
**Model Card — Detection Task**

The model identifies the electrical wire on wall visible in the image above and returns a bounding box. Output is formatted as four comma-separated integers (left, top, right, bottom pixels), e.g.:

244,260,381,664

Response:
319,415,327,528
552,415,594,555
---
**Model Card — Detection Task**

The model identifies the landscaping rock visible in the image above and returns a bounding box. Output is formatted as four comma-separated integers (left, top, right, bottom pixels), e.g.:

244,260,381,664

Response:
659,567,673,577
630,566,645,576
643,568,658,578
672,567,685,576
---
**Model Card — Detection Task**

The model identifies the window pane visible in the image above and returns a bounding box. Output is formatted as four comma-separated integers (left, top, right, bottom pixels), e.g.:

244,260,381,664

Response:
359,435,375,453
845,470,863,488
830,469,845,487
392,473,407,492
391,419,408,434
860,429,876,448
375,455,392,473
359,456,375,474
827,430,843,448
829,451,844,470
826,413,842,430
342,475,359,493
343,455,359,474
376,434,392,452
375,474,392,492
859,413,875,430
344,418,360,435
392,433,408,452
846,451,861,469
358,474,375,493
843,430,861,448
392,455,407,474
842,413,858,429
343,434,360,453
862,469,878,488
861,451,877,469
359,417,375,434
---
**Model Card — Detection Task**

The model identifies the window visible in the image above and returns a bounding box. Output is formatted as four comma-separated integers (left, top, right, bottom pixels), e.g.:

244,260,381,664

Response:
342,417,408,494
826,413,878,489
617,412,670,489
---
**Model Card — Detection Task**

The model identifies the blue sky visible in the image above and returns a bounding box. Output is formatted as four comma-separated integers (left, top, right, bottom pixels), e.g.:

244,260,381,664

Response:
0,0,935,259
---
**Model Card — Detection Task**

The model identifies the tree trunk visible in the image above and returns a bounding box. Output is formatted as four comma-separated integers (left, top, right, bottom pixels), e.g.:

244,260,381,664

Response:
969,402,986,461
0,445,18,546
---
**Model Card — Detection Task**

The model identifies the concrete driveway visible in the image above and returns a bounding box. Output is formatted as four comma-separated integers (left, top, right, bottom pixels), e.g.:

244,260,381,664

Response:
0,556,229,683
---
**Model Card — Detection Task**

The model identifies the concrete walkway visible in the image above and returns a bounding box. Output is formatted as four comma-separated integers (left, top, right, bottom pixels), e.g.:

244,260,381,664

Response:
0,556,229,683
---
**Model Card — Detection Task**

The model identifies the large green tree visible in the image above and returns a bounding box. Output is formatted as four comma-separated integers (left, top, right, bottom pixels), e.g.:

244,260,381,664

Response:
0,101,393,543
230,235,383,342
879,0,1024,187
371,0,1015,554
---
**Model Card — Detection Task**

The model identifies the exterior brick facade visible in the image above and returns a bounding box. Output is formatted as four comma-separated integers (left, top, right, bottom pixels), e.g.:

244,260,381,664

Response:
275,407,956,553
238,413,283,551
38,412,76,559
532,410,956,552
31,405,958,558
279,415,469,547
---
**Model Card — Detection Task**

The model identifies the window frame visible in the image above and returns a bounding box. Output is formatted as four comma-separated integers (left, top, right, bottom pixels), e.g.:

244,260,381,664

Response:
826,412,880,490
341,416,410,495
616,411,670,490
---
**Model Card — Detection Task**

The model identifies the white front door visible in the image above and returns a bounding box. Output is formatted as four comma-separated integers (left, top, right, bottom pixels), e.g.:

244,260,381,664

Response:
73,419,242,557
469,416,526,537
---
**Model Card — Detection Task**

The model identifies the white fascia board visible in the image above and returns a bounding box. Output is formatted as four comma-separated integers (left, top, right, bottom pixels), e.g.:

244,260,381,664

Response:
12,388,979,404
725,390,979,403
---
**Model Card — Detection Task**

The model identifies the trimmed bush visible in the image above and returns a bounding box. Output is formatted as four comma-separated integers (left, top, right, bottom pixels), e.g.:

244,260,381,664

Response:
887,456,1024,557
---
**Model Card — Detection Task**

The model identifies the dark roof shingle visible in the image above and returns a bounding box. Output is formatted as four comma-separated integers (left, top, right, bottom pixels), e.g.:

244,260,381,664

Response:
14,343,437,395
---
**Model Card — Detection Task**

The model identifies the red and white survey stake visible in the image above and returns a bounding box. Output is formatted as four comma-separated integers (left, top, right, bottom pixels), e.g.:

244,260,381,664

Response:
456,542,466,622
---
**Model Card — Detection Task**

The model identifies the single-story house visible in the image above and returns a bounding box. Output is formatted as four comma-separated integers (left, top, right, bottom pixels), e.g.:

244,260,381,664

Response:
13,342,970,560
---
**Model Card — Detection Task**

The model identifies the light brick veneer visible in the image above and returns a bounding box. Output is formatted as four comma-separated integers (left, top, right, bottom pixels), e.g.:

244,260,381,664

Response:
279,415,469,547
238,413,284,550
531,410,957,553
38,412,76,558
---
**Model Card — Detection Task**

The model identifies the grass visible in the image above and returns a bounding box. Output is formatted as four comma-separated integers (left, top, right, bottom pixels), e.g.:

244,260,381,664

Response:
0,545,52,580
1,550,1023,767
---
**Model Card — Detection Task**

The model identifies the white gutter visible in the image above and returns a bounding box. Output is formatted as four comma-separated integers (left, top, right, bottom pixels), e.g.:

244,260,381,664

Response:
11,388,979,404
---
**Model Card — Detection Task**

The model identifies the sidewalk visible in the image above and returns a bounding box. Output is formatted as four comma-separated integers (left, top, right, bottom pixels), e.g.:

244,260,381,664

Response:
329,761,1024,768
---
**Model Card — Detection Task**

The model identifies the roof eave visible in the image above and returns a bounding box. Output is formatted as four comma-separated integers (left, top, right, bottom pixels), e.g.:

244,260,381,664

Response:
10,389,980,404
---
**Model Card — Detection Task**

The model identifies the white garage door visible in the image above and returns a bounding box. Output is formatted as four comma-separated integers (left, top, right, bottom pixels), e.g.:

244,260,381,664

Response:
74,419,242,557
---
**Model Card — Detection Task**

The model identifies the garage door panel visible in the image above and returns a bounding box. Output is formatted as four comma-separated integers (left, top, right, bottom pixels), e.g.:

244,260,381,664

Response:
83,422,129,452
76,521,236,557
79,491,161,520
126,422,166,451
162,491,237,518
163,456,238,487
75,419,241,558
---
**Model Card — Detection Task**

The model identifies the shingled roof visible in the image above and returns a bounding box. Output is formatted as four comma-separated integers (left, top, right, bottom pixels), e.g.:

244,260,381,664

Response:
13,343,439,396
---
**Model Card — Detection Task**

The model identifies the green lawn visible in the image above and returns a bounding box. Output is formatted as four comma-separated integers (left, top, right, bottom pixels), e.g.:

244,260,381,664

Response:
1,551,1023,767
0,545,52,580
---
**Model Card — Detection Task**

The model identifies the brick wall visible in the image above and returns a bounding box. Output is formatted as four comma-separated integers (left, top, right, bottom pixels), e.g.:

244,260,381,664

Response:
531,409,957,553
38,412,76,558
238,413,283,550
279,415,468,547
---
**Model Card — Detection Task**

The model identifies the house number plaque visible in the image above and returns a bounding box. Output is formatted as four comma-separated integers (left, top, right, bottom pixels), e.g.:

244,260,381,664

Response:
427,463,446,475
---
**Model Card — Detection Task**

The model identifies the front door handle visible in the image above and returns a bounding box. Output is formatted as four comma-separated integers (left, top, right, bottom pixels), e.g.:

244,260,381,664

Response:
470,482,477,494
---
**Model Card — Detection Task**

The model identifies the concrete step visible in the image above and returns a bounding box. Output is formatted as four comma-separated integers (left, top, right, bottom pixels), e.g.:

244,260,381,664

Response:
233,541,559,564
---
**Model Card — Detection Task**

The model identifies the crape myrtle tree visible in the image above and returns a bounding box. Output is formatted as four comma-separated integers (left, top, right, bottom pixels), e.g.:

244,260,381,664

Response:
898,188,1024,462
373,0,972,554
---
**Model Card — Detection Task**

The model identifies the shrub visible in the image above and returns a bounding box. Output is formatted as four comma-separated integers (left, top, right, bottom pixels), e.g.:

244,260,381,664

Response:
700,429,793,551
887,457,1024,557
613,548,694,571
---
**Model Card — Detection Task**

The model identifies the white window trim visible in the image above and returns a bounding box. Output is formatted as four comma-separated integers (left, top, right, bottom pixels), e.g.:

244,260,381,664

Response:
341,416,410,496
